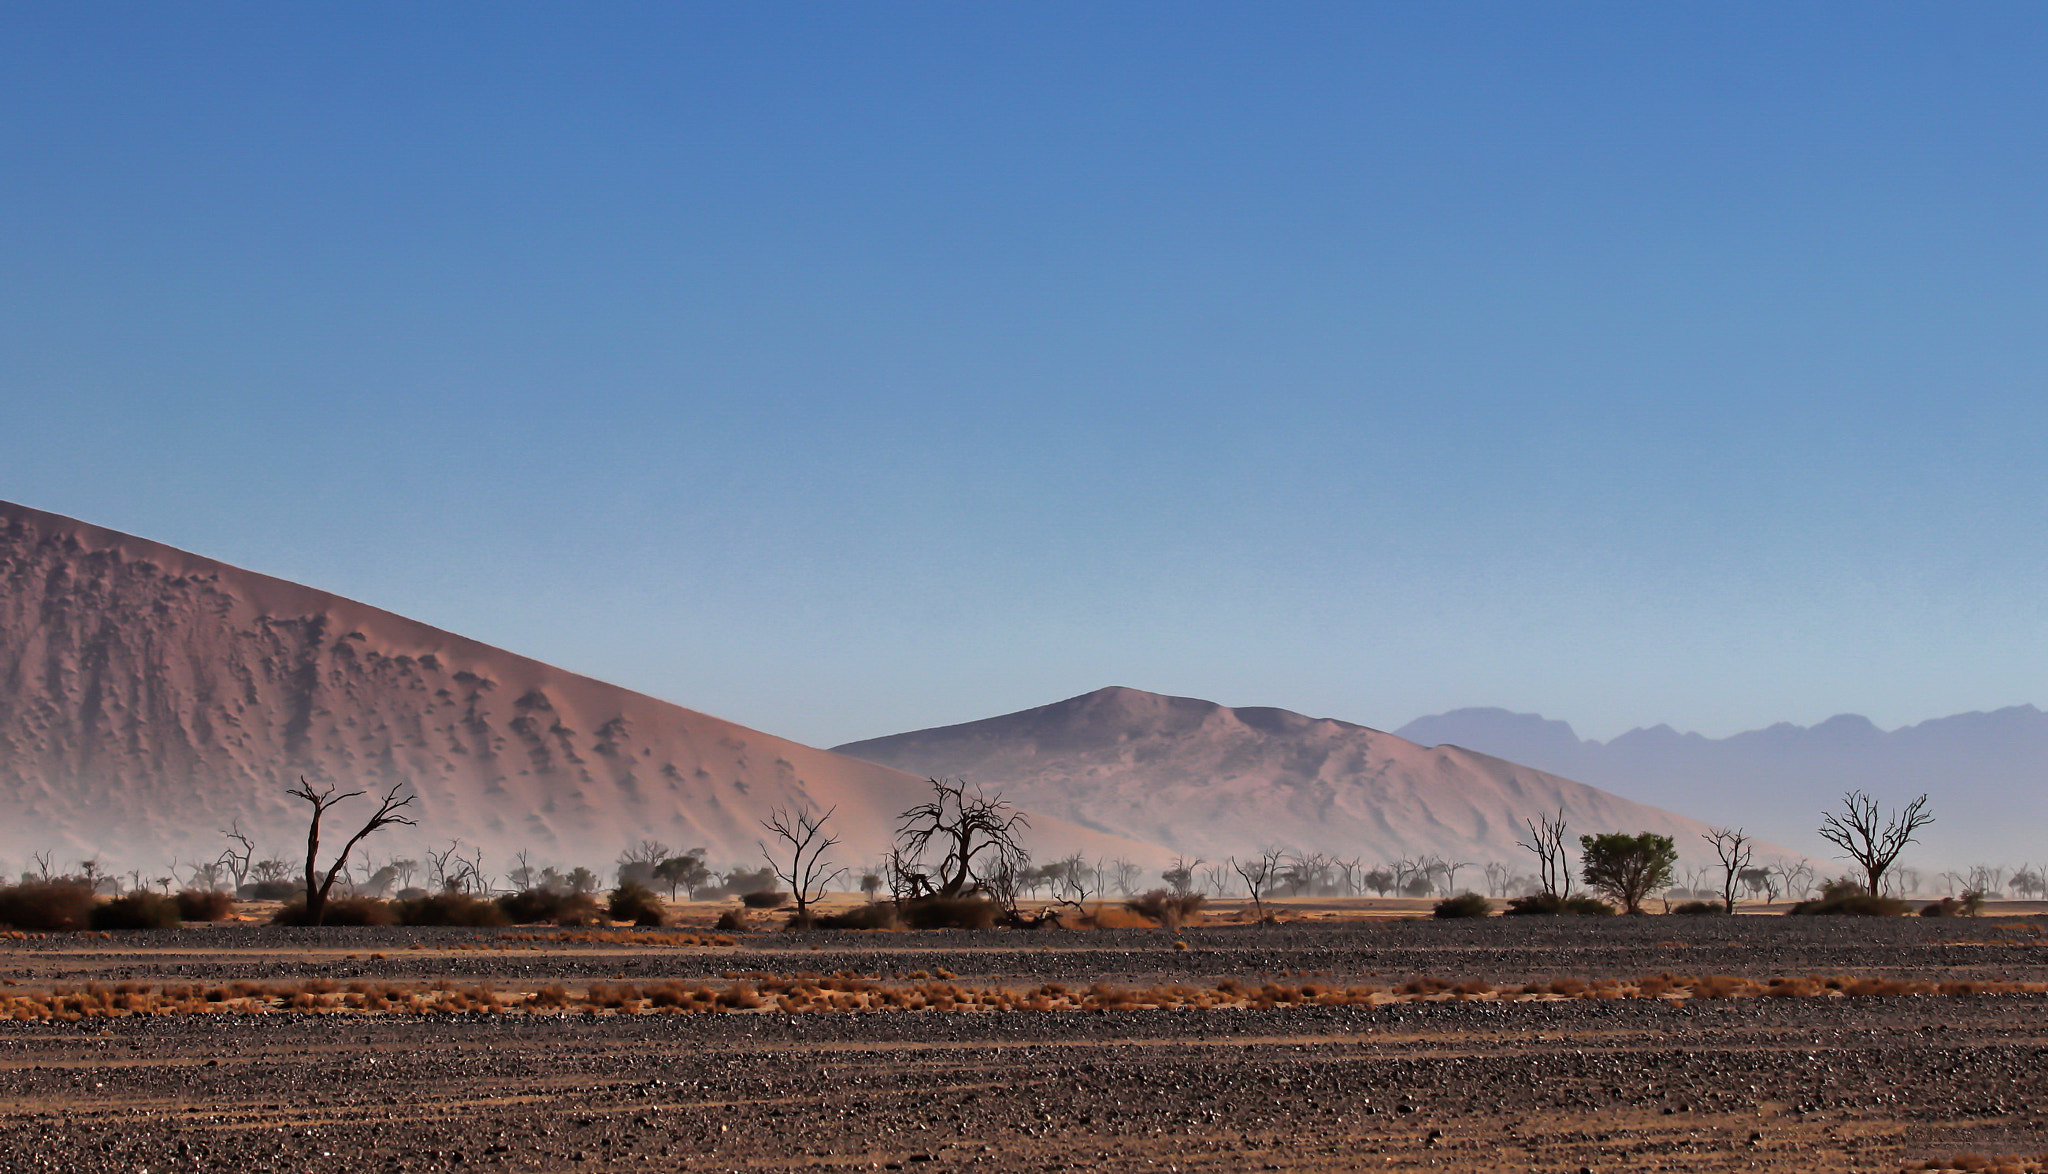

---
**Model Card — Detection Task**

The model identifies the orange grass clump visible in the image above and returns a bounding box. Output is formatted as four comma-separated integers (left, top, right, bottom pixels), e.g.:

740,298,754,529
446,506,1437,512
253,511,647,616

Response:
1,970,2041,1021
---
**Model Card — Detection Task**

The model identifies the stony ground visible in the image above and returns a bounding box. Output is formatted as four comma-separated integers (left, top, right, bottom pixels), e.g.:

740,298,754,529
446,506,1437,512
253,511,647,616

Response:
2,911,2046,1172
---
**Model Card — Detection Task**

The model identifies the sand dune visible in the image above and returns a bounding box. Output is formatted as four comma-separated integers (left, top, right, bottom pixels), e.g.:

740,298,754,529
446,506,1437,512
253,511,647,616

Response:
838,686,1777,869
0,501,1167,879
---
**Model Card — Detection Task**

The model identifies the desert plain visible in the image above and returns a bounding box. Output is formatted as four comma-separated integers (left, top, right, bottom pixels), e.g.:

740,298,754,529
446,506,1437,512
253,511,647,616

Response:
4,899,2047,1174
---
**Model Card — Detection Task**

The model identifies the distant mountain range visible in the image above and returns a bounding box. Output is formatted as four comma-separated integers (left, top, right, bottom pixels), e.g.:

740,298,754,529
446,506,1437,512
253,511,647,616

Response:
836,687,1744,867
0,500,1164,877
1395,708,2047,866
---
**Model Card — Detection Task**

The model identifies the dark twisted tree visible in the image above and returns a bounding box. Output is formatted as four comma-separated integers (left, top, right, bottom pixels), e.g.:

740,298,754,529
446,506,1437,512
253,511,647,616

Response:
1704,826,1754,913
895,778,1029,899
286,777,416,925
760,805,847,920
1817,791,1932,899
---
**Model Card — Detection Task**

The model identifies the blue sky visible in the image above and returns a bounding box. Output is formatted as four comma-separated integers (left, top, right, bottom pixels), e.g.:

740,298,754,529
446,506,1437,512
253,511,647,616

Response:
6,3,2047,746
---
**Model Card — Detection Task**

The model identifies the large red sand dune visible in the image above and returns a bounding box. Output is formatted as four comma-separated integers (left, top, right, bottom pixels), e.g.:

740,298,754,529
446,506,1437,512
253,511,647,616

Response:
838,686,1774,868
0,501,1168,878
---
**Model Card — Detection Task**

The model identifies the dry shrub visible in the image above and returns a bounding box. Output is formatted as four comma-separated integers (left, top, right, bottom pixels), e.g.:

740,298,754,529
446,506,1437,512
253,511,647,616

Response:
90,892,182,930
0,880,98,932
716,982,764,1009
815,903,903,930
1671,900,1726,915
1694,975,1753,999
174,889,235,921
1077,904,1153,930
1432,893,1492,919
1842,977,1920,996
1125,889,1207,928
1546,977,1588,997
714,908,751,932
496,888,602,925
899,896,1001,930
1788,893,1911,916
396,893,509,927
1401,976,1450,996
607,884,668,926
1635,973,1677,998
586,982,641,1009
274,895,399,927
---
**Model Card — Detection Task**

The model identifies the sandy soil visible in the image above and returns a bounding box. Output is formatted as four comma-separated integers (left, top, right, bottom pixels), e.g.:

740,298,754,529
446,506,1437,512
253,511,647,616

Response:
3,909,2046,1173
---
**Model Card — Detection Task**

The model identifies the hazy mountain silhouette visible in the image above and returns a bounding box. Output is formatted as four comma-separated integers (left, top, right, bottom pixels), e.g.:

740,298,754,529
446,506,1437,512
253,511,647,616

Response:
0,500,1167,876
1396,707,2048,865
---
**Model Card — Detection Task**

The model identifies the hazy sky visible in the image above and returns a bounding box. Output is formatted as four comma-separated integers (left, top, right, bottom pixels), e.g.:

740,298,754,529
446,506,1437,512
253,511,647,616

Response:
6,4,2046,747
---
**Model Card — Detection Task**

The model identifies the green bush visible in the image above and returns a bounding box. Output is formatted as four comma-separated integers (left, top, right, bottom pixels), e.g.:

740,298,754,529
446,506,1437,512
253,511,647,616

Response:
1672,900,1727,915
1563,895,1617,916
394,892,508,927
1788,893,1911,916
174,889,235,921
607,883,667,926
898,896,1000,929
497,888,602,926
90,892,182,930
0,880,98,931
1432,892,1492,918
739,890,791,910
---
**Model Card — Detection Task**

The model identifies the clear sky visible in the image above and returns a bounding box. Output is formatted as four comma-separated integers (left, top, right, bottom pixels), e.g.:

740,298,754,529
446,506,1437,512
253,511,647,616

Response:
5,3,2046,747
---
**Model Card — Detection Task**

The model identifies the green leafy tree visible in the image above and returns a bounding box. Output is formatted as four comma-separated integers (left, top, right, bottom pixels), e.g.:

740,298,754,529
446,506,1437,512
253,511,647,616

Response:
653,852,710,899
1578,832,1678,914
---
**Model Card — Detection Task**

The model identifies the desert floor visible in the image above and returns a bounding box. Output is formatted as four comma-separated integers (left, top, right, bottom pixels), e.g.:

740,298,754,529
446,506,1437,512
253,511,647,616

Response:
2,900,2046,1173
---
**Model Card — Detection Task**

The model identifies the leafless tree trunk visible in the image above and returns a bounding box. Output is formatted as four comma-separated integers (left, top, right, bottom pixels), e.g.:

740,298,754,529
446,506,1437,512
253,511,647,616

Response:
1111,859,1142,897
287,778,417,925
1517,810,1573,898
1817,791,1932,899
218,822,256,891
1704,827,1753,913
895,778,1030,899
1230,849,1284,922
759,805,847,920
1483,861,1512,898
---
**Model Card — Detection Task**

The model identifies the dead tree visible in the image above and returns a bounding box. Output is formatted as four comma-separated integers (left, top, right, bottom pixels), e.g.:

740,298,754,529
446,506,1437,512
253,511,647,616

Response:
286,778,416,924
1817,791,1932,898
186,858,227,891
759,805,847,920
1704,827,1753,913
1483,861,1512,898
1436,858,1471,896
1230,849,1284,922
1517,809,1573,898
1774,857,1817,901
895,778,1029,899
218,821,256,891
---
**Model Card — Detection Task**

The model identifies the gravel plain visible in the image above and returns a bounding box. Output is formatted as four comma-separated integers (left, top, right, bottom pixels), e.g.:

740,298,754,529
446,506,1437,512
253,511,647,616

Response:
2,912,2046,1173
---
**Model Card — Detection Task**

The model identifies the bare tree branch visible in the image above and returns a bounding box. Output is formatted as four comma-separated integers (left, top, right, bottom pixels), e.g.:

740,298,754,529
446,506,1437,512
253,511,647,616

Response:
286,778,417,924
1817,791,1932,898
